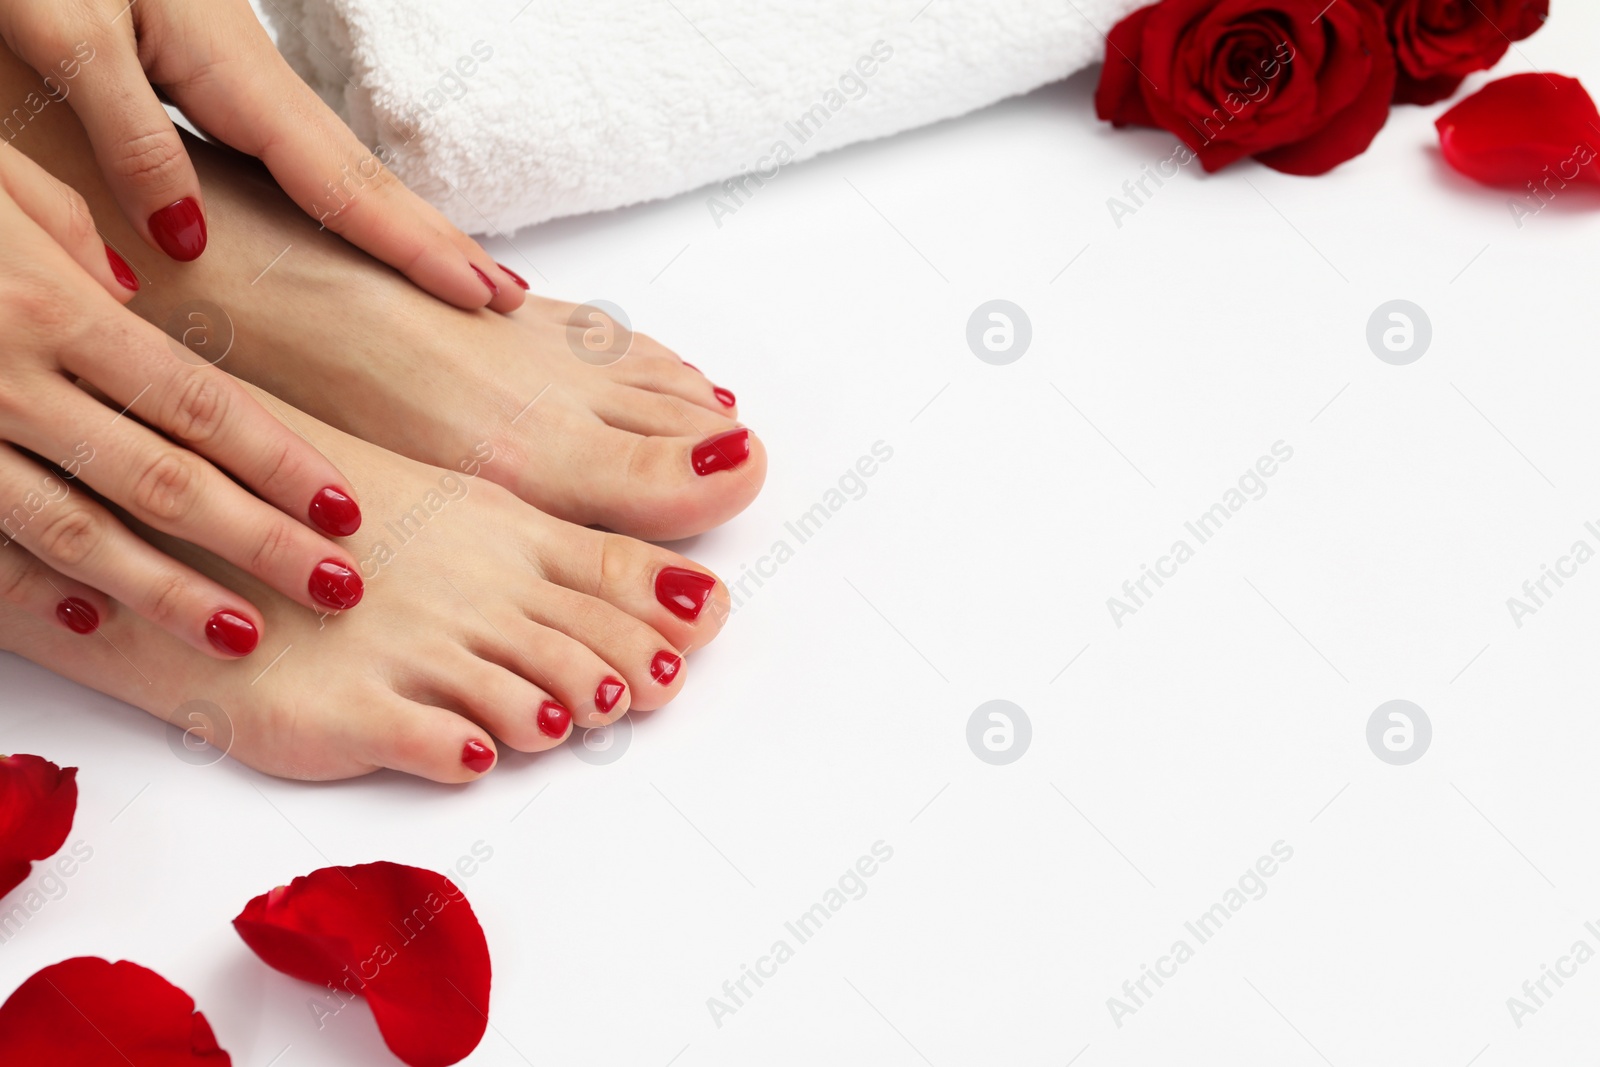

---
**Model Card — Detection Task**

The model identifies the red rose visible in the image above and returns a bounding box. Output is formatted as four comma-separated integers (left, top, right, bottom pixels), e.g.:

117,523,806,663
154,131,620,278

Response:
1096,0,1397,176
1382,0,1549,105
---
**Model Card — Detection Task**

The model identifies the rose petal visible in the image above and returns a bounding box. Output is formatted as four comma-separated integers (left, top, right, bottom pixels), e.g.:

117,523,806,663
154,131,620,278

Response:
1094,3,1159,128
1436,73,1600,188
233,862,491,1067
0,754,78,900
0,957,230,1065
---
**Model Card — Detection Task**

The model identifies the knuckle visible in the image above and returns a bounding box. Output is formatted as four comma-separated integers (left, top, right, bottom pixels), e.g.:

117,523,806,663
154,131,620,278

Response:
251,438,302,500
596,532,643,599
107,128,188,188
246,518,298,578
162,371,229,446
34,506,99,568
0,550,39,607
144,571,189,627
131,450,199,523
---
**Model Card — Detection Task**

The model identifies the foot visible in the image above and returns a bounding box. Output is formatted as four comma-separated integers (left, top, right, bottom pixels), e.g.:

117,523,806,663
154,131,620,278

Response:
0,388,731,782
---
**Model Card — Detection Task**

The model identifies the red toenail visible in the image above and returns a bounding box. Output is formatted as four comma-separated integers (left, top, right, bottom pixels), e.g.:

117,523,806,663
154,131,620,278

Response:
147,197,207,261
650,651,682,686
308,486,362,537
461,739,495,773
656,567,716,621
595,676,625,714
105,245,138,291
537,700,571,738
205,611,258,656
56,597,98,634
713,387,736,407
682,362,701,373
472,265,498,296
691,429,750,476
309,560,363,611
497,262,530,289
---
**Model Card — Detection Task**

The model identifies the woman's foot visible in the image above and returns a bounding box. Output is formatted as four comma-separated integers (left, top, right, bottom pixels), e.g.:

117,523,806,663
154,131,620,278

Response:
0,55,766,543
0,387,731,782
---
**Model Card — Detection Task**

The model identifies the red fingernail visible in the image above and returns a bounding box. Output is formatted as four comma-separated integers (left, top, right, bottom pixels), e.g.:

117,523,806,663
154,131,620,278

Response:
472,265,498,296
309,560,363,611
105,245,138,291
682,362,701,373
656,567,716,621
712,387,736,408
595,676,625,714
650,650,682,686
205,610,258,656
308,487,362,537
537,700,571,738
461,739,495,773
691,429,750,476
148,197,207,261
56,597,98,634
497,262,530,290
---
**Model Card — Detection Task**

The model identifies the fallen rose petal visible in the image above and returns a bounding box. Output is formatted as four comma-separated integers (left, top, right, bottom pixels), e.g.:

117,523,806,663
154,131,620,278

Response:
0,957,230,1065
0,753,78,899
1436,73,1600,188
234,862,490,1067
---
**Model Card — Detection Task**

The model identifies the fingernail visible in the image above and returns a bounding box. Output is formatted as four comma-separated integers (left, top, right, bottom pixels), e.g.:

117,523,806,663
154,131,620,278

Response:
205,610,258,656
712,386,736,408
308,486,362,537
472,265,498,296
148,197,207,261
682,362,701,373
496,262,530,290
656,567,716,621
650,650,682,686
595,676,625,714
691,429,750,476
104,245,138,291
537,700,572,739
461,739,495,773
309,560,363,611
56,597,98,634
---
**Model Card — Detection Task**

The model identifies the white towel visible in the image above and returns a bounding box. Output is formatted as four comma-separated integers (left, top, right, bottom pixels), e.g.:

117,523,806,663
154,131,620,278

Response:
263,1,1142,233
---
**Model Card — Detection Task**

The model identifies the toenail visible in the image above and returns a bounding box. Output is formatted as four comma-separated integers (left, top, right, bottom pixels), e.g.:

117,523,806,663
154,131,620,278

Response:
461,739,495,773
595,676,625,714
650,650,682,686
56,597,98,634
148,197,207,261
656,567,717,621
105,245,139,291
537,700,572,738
712,386,736,407
691,429,751,476
309,560,364,611
497,262,530,290
682,362,701,373
205,610,258,656
308,486,362,537
472,265,498,296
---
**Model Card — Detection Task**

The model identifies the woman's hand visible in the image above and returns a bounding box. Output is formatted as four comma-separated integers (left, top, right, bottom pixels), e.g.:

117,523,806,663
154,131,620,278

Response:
0,0,526,311
0,140,368,658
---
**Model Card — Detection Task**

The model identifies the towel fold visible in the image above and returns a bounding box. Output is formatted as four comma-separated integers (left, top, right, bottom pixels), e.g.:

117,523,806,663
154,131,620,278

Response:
264,0,1140,233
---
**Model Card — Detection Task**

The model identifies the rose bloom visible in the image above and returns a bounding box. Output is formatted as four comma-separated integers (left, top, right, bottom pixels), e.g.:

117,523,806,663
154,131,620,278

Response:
1096,0,1397,175
1383,0,1549,105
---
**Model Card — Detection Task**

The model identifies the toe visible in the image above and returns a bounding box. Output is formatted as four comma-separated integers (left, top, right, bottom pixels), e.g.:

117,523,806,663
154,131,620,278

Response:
356,692,500,784
590,382,741,440
606,354,738,418
422,645,576,753
469,618,632,729
518,578,688,713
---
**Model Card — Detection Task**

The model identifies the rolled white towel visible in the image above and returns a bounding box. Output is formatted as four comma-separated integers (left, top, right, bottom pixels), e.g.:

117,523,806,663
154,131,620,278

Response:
262,0,1141,233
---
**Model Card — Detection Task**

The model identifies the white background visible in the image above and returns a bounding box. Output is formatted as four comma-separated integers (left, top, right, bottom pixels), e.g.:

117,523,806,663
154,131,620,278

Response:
6,5,1600,1065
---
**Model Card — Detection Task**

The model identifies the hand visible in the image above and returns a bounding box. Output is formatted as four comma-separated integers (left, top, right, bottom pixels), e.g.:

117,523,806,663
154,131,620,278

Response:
0,0,526,311
0,140,367,658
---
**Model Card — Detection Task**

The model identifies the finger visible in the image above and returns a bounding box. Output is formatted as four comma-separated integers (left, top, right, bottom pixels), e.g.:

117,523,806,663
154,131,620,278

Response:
0,521,110,637
0,142,140,301
0,443,263,658
154,6,522,310
54,314,365,541
14,382,365,618
24,27,209,261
